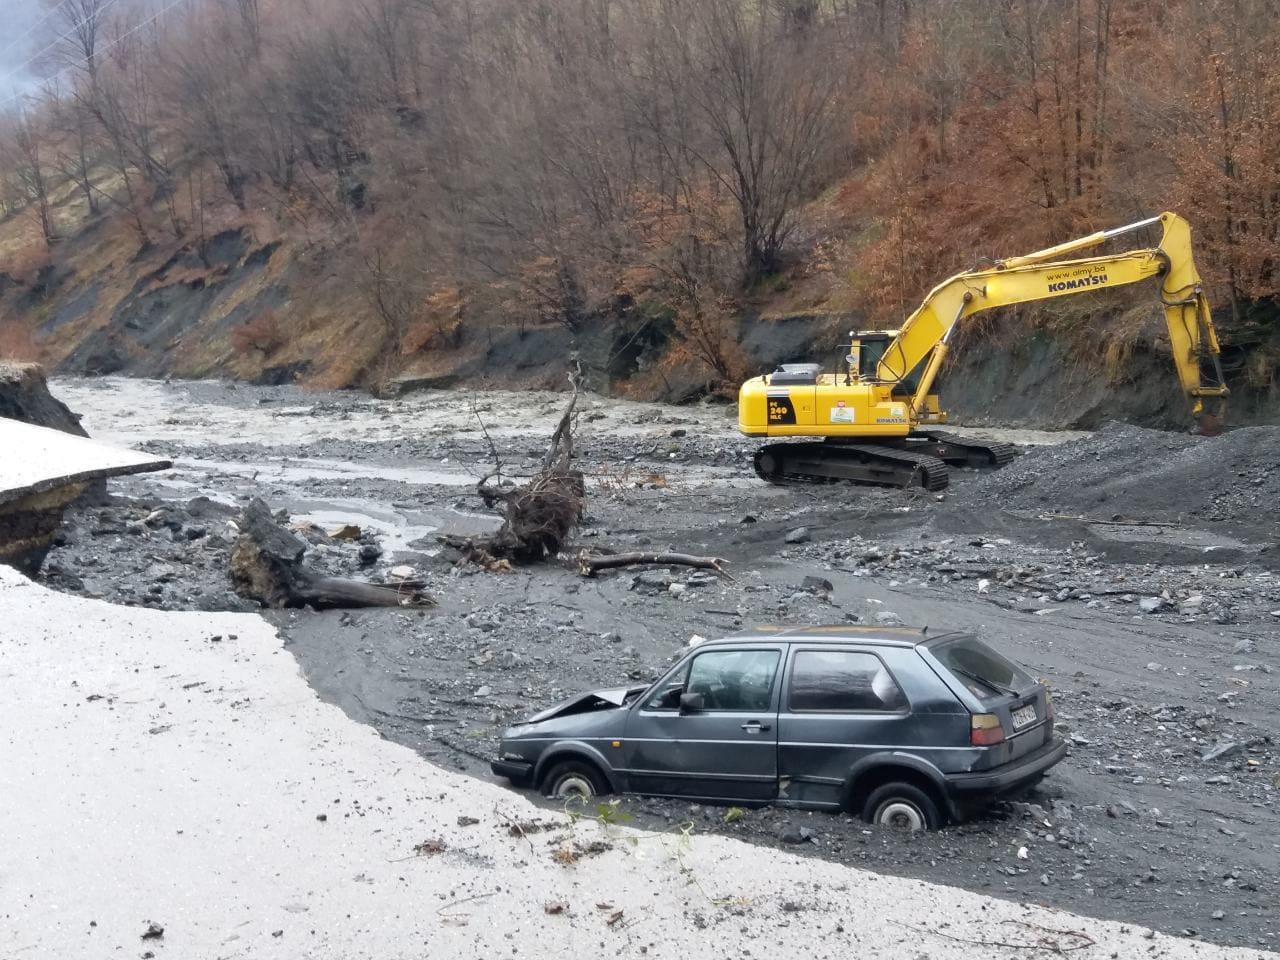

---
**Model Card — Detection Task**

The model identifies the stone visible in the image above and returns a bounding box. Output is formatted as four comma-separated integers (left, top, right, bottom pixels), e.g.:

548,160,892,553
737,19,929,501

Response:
801,575,833,595
784,527,811,544
1201,741,1244,762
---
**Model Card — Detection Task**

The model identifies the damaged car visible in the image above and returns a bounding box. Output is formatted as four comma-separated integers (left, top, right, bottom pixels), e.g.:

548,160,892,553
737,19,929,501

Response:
491,626,1067,830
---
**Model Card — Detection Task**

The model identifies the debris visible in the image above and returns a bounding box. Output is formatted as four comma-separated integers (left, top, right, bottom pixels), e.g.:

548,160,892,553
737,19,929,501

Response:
229,499,434,609
412,838,448,856
579,551,732,580
141,922,164,941
544,901,569,915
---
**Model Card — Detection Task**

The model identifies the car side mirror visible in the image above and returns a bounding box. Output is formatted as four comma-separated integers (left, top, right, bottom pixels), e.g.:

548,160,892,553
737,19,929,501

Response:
679,692,705,714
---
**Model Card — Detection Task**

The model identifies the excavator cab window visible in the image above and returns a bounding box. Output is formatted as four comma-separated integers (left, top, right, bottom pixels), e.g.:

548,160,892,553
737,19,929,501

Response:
852,333,894,382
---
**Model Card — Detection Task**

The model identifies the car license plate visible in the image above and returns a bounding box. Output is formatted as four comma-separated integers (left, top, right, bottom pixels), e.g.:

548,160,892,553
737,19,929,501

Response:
1011,704,1037,729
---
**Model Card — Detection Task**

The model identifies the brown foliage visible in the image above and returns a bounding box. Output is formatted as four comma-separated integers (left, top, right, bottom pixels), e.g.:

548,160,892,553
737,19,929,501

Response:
230,309,287,355
0,318,39,360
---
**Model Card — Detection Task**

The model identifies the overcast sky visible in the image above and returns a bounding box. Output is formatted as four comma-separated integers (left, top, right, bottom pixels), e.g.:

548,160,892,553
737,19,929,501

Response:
0,0,53,103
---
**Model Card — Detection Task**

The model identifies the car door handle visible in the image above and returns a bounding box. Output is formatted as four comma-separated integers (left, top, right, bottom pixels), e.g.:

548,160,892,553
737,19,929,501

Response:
740,721,771,733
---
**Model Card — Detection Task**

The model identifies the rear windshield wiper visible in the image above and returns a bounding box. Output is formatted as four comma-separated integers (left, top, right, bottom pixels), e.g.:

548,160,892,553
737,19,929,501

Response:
950,666,1019,698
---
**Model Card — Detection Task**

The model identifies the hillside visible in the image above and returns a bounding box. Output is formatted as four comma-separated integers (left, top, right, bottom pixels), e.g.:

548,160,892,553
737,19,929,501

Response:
1,0,1278,424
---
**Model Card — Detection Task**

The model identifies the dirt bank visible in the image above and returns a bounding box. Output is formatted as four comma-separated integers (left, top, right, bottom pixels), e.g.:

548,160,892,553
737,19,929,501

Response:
36,376,1280,952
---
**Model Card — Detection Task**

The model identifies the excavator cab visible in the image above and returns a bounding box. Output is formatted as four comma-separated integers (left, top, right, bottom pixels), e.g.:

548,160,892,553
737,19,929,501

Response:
848,330,897,382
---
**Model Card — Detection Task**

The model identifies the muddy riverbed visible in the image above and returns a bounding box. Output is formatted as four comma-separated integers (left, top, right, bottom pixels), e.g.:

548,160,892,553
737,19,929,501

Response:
39,376,1280,951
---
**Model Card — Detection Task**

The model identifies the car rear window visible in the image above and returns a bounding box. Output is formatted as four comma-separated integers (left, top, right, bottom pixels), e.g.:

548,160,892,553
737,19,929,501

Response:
929,636,1034,702
787,650,907,712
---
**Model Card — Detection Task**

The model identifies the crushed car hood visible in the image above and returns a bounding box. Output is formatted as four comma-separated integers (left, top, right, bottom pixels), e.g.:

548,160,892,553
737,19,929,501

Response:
519,685,648,725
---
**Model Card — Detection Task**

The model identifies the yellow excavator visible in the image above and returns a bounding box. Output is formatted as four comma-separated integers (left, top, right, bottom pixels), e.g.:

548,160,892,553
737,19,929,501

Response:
738,211,1229,489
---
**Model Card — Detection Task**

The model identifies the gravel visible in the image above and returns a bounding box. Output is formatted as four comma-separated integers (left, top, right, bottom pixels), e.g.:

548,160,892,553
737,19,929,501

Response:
964,422,1280,528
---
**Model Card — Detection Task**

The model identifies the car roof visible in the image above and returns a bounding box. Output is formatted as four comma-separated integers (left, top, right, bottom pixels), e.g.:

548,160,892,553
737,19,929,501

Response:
707,625,967,649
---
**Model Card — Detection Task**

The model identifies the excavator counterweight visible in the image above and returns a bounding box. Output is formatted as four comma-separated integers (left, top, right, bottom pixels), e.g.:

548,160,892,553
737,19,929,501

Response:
739,212,1229,489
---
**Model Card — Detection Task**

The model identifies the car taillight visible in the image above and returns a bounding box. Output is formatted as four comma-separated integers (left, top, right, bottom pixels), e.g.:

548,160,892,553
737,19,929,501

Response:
971,713,1006,746
1044,689,1054,721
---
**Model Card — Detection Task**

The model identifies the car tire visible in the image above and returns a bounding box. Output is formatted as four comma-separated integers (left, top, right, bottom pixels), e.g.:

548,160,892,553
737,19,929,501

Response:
863,782,941,832
542,760,610,800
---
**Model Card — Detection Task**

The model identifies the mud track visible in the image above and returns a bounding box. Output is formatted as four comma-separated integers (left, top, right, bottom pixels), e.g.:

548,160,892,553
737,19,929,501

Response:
42,377,1280,952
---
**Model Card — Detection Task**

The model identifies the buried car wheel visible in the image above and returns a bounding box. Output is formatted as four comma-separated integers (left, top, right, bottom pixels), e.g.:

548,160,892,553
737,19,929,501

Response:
863,782,942,832
542,760,610,800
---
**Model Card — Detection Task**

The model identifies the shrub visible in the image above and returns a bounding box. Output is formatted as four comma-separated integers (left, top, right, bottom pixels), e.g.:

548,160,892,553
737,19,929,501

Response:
230,309,287,355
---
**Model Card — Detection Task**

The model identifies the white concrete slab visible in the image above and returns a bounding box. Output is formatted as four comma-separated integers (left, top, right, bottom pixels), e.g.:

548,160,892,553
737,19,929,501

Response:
0,568,1271,959
0,417,170,504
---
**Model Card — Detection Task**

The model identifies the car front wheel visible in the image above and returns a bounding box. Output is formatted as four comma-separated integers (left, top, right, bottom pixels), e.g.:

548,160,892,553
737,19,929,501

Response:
863,782,941,832
542,760,609,800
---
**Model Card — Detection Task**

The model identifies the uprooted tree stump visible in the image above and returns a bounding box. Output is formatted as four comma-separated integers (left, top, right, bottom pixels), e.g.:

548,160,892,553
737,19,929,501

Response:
230,498,434,609
439,367,735,580
440,367,586,566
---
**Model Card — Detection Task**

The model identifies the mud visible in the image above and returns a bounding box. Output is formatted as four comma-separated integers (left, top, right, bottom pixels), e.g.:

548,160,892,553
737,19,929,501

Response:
38,376,1280,952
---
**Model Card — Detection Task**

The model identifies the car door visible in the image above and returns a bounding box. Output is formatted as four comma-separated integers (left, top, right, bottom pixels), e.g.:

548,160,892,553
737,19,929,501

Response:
622,645,782,802
776,646,915,807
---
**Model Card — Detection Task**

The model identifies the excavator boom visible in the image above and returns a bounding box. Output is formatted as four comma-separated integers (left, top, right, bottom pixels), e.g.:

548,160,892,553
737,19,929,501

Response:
739,212,1229,488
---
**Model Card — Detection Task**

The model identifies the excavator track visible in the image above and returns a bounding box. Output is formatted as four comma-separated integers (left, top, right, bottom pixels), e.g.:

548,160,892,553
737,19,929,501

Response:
753,442,950,491
912,431,1017,468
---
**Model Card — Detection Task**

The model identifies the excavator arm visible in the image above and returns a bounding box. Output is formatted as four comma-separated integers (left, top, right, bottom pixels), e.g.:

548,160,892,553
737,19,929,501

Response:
877,211,1229,430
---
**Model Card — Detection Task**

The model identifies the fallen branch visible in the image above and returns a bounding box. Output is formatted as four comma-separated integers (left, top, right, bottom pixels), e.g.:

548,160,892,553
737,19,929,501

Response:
1032,512,1183,528
889,919,1096,955
578,550,733,581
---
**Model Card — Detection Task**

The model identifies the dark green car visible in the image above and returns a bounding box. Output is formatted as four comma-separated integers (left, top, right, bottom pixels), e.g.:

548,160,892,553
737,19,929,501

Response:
491,625,1066,830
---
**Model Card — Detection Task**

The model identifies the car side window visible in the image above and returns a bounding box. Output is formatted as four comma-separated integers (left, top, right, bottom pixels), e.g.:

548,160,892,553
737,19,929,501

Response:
788,650,907,712
684,649,780,711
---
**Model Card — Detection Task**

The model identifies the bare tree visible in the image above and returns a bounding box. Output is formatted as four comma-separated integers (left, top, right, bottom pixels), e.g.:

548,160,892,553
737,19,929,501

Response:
4,111,57,246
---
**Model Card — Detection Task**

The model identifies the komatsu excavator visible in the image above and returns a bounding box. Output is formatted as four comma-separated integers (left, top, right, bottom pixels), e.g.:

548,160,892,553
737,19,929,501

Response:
738,211,1229,489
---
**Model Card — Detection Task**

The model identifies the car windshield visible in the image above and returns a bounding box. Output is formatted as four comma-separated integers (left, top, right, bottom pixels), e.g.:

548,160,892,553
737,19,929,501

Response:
930,636,1034,702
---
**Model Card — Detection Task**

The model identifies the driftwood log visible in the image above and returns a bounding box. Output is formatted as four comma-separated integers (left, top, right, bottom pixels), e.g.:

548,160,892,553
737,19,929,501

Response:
578,551,732,580
230,499,434,609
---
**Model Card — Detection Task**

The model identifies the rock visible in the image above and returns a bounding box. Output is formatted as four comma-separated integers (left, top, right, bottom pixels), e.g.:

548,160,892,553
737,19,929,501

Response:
1201,740,1245,762
475,685,492,697
141,922,164,941
1138,597,1169,614
784,527,811,544
388,564,415,579
1232,638,1256,655
778,823,814,844
358,543,382,564
144,509,171,529
0,362,89,436
329,524,362,541
1212,910,1225,921
668,582,687,596
801,575,833,595
184,524,208,540
874,610,905,626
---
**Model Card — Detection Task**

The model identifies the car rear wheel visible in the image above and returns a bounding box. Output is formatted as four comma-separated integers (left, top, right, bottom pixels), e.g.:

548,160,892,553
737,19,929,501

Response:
542,760,609,800
863,782,941,832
